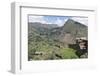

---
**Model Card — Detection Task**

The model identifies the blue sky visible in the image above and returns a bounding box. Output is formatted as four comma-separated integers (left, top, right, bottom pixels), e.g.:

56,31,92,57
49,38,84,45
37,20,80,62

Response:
29,15,88,26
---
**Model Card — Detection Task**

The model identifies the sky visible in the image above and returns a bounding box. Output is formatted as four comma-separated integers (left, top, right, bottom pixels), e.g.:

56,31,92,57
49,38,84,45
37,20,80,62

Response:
28,15,88,27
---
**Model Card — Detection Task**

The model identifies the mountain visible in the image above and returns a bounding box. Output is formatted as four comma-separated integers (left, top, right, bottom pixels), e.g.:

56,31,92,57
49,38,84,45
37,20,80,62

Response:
28,22,58,32
28,22,58,36
62,19,87,37
48,19,88,44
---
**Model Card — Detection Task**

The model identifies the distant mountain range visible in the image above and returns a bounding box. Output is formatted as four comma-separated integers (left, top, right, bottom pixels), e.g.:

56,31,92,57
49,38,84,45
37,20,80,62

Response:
28,22,58,33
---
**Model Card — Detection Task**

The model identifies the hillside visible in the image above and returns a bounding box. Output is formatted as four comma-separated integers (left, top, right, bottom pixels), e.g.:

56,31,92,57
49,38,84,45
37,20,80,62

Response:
62,19,87,38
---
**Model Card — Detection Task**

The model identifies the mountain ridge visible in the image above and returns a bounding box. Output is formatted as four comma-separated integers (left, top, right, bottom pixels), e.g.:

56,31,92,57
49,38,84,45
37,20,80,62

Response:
28,19,88,43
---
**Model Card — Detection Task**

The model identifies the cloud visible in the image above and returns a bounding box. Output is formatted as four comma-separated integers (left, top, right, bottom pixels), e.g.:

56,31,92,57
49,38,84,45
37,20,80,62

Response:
29,16,47,24
71,17,88,25
55,18,63,26
55,18,68,27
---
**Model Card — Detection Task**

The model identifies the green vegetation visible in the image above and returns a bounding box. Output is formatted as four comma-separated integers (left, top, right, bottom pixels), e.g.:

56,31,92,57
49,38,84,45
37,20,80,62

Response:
60,48,78,59
28,32,78,60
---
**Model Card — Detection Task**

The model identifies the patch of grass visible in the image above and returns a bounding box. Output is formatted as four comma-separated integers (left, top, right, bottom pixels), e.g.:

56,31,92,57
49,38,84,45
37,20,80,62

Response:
60,48,78,59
